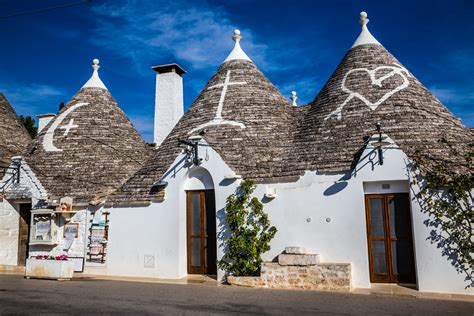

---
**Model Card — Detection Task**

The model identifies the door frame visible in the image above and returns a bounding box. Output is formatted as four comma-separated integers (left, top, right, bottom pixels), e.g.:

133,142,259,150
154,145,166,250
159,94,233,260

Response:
17,202,32,266
186,189,216,275
364,193,416,284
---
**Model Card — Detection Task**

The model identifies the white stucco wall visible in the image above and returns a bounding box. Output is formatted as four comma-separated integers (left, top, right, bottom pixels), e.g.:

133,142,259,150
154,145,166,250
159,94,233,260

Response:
154,71,184,146
106,137,472,294
107,144,237,278
0,199,20,265
409,187,473,294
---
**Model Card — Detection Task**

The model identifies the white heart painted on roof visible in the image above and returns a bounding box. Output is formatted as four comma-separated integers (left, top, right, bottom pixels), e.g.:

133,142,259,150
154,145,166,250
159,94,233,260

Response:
325,63,411,120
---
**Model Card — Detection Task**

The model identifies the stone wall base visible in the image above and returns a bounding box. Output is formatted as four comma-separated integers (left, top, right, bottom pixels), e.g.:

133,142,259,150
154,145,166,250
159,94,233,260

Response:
227,247,352,292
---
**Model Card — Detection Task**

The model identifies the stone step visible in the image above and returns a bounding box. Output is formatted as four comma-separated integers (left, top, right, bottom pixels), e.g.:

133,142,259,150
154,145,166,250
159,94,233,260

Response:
284,247,311,255
261,262,352,291
0,264,25,274
228,261,352,292
278,254,320,266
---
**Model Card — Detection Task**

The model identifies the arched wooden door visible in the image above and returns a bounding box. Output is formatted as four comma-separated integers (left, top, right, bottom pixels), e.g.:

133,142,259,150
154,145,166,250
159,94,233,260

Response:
186,190,217,275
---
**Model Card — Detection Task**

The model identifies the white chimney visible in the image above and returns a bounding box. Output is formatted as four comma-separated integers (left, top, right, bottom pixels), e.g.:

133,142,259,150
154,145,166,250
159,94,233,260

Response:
36,113,56,133
152,63,186,146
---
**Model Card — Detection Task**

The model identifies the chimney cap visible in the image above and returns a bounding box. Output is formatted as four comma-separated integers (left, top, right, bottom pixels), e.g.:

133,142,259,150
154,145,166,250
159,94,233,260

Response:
36,113,56,118
151,63,186,76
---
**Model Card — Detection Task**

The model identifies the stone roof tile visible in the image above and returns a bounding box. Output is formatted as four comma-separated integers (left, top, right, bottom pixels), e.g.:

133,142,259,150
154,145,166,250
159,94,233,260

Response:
0,94,31,178
25,87,152,205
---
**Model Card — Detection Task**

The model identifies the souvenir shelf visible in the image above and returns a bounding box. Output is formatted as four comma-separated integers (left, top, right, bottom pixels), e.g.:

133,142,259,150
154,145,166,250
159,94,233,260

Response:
29,209,58,245
87,211,109,263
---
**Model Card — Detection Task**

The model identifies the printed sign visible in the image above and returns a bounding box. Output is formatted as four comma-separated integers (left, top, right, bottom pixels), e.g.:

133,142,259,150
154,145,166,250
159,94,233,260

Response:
63,223,79,238
34,215,51,240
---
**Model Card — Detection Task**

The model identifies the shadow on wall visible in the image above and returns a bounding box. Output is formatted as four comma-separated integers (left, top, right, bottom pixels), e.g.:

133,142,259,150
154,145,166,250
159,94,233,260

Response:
407,160,473,288
322,136,380,197
217,178,240,258
216,206,229,278
323,181,348,196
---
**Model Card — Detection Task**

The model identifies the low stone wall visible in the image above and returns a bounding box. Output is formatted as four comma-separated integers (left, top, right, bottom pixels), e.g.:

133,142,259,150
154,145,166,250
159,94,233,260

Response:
261,262,351,291
227,247,352,292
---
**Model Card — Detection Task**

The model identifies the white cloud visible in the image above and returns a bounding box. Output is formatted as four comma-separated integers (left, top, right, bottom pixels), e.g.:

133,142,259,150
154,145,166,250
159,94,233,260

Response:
90,1,268,72
128,113,154,135
429,86,474,127
429,86,474,105
275,76,324,106
0,83,65,117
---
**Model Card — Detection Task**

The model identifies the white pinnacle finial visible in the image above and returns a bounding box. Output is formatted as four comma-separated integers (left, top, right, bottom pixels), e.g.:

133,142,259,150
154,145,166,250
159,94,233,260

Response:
92,58,100,71
82,58,108,90
351,11,381,48
291,91,298,106
359,11,368,26
233,29,242,43
224,29,252,63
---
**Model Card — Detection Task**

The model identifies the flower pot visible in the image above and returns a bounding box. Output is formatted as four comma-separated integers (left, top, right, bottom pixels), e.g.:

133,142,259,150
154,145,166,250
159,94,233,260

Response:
25,258,75,280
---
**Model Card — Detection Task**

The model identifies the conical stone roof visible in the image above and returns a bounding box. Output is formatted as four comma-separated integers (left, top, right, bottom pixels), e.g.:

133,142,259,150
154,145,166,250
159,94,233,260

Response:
0,94,31,178
111,15,472,205
293,12,472,174
25,60,152,205
111,31,301,205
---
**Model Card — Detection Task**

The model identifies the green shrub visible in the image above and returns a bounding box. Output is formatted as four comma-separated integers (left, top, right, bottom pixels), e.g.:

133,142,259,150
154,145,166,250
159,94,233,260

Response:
218,179,277,276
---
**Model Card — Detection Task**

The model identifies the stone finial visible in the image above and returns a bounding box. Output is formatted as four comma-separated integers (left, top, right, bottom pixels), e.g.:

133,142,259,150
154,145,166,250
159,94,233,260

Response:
82,58,108,90
233,29,242,43
224,29,252,63
351,11,381,48
92,58,100,71
359,11,369,26
291,91,298,106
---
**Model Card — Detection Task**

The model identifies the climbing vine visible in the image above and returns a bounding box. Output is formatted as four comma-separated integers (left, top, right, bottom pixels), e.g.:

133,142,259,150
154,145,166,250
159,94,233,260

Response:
218,179,277,276
411,141,473,285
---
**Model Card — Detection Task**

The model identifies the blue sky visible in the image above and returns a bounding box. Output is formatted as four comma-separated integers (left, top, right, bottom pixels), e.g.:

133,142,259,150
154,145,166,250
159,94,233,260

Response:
1,0,473,142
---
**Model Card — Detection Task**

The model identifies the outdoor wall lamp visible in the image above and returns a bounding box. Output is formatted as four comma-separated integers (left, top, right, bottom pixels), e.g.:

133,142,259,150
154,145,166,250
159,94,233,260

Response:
151,180,168,189
178,135,204,166
372,122,391,165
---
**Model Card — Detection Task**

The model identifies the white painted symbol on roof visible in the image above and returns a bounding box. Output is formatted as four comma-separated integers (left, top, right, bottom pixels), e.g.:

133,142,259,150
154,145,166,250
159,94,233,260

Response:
42,102,88,152
59,119,78,136
188,70,247,134
325,63,411,121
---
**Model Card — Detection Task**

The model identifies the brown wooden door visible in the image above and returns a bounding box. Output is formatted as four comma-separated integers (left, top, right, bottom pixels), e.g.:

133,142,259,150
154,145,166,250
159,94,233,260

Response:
18,203,32,266
365,194,416,284
186,190,217,275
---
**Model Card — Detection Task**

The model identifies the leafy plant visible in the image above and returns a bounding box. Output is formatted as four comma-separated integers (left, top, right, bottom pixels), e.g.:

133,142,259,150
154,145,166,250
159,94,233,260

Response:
411,142,473,286
218,179,277,276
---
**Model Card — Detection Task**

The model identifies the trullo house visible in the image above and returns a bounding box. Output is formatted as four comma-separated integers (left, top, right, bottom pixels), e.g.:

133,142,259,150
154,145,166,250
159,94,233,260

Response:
0,12,471,295
0,59,151,270
0,94,31,178
107,12,471,294
0,94,31,265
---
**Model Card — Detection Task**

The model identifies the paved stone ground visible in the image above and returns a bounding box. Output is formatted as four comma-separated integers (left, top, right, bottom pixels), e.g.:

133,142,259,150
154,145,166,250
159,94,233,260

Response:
0,274,472,315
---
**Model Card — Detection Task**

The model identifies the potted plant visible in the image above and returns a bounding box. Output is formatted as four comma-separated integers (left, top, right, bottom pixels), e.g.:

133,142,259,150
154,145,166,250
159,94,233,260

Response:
25,254,75,280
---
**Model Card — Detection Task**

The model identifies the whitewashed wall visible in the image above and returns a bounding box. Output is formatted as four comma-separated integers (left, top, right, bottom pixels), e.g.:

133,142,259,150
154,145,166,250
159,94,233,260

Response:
107,144,237,278
0,199,20,265
154,71,184,146
105,137,473,294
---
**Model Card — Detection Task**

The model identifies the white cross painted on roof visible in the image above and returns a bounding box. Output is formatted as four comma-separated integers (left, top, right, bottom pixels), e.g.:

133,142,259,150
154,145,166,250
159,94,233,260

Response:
188,70,247,134
207,70,247,119
59,118,78,136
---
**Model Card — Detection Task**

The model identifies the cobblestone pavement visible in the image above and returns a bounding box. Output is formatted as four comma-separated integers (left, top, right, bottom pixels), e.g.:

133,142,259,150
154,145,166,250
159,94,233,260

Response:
0,274,472,315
